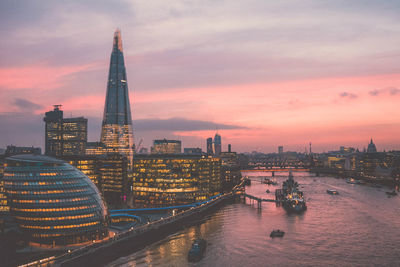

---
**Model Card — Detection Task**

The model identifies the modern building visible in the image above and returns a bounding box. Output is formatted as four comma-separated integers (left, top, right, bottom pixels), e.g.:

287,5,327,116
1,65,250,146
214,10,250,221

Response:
63,155,102,189
44,105,87,157
63,154,129,206
219,151,242,191
0,158,9,214
3,155,108,246
5,146,41,156
151,139,181,154
132,154,221,207
278,146,283,154
85,142,107,156
183,148,203,155
367,139,377,153
99,153,129,205
206,137,213,155
100,29,134,166
214,133,222,156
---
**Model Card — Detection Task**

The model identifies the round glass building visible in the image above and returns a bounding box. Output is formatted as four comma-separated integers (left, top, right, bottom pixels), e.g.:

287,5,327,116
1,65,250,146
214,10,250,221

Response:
3,154,109,246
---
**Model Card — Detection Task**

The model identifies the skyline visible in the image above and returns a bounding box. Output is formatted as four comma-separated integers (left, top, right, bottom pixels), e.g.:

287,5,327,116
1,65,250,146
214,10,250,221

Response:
1,1,400,152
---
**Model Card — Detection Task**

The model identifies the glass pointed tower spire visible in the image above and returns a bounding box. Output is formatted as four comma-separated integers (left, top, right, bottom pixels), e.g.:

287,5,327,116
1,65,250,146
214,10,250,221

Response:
101,29,134,165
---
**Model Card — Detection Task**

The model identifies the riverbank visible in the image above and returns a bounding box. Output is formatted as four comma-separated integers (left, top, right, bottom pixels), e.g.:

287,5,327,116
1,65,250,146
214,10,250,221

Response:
20,190,238,267
310,168,399,187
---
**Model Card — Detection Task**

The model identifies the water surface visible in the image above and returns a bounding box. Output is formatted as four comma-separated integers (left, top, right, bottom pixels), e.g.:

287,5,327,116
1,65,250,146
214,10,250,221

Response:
108,172,400,267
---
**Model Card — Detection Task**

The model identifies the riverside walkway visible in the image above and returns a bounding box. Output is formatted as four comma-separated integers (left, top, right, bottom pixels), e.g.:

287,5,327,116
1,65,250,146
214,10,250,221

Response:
21,183,245,267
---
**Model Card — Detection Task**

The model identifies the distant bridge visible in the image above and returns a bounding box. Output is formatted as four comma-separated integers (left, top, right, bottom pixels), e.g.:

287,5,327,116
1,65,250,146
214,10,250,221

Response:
242,168,310,172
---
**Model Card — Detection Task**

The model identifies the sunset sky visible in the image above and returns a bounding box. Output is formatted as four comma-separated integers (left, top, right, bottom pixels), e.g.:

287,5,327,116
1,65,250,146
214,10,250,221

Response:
1,0,400,153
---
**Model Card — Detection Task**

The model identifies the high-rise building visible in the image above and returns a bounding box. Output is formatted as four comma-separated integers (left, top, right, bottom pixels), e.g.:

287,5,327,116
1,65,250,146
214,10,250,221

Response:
100,29,134,166
206,137,213,155
278,146,283,154
44,105,87,157
151,139,181,154
214,133,222,156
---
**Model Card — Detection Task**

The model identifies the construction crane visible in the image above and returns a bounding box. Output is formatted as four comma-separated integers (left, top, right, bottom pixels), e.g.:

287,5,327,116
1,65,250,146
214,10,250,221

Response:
136,138,143,152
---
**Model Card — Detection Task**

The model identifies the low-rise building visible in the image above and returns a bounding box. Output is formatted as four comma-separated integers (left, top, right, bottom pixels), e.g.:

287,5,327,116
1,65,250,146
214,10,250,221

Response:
132,154,221,207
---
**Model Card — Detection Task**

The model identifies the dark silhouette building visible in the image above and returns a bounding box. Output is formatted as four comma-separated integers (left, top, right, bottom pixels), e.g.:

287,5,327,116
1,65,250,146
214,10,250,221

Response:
184,148,203,155
367,138,377,153
100,29,134,166
5,145,41,156
214,133,222,156
44,105,87,157
206,137,213,155
151,139,181,154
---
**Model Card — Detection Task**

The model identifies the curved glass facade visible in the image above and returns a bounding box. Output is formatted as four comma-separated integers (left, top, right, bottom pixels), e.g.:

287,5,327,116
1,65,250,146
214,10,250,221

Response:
3,155,108,246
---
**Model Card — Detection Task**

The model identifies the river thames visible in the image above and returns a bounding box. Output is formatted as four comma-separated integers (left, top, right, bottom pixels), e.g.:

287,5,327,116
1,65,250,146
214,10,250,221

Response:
108,172,400,267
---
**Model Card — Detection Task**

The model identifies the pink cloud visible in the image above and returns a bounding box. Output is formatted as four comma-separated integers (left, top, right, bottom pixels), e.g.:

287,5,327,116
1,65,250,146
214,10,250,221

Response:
0,63,98,90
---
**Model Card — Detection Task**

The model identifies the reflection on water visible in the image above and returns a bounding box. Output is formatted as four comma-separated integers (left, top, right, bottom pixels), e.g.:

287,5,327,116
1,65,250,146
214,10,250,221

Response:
108,172,400,267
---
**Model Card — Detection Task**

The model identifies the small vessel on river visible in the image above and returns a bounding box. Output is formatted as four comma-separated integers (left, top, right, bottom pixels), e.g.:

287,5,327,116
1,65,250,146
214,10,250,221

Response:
188,239,207,262
262,178,278,185
270,230,285,238
327,189,339,195
386,190,397,197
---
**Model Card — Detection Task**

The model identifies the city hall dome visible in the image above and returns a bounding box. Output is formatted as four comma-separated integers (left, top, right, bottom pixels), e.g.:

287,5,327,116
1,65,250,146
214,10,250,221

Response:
3,154,108,246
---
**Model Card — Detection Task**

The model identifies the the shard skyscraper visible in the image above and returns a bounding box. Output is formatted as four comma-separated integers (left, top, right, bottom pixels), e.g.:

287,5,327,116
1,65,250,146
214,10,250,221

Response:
101,29,134,166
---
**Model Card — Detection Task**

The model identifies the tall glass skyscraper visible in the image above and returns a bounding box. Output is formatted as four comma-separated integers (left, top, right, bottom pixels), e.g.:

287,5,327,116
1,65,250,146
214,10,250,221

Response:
214,133,222,156
101,29,134,166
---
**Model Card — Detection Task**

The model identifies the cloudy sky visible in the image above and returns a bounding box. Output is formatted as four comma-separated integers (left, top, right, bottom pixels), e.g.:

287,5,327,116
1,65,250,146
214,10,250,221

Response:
1,0,400,153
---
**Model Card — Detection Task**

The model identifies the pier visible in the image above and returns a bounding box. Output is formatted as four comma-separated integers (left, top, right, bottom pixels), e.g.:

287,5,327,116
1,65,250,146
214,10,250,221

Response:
242,193,279,209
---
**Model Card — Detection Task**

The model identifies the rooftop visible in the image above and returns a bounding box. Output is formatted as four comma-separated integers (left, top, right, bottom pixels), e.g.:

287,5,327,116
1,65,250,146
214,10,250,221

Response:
6,154,65,164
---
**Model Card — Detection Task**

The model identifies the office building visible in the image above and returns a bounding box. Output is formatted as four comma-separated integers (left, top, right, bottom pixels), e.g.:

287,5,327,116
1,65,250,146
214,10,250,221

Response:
184,148,203,155
219,151,242,190
278,146,283,154
85,142,107,156
5,146,41,156
132,154,221,207
44,105,87,157
99,153,129,205
63,155,101,189
206,138,213,155
3,155,108,246
0,158,9,214
100,29,134,166
151,139,181,154
214,133,222,156
64,154,129,206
